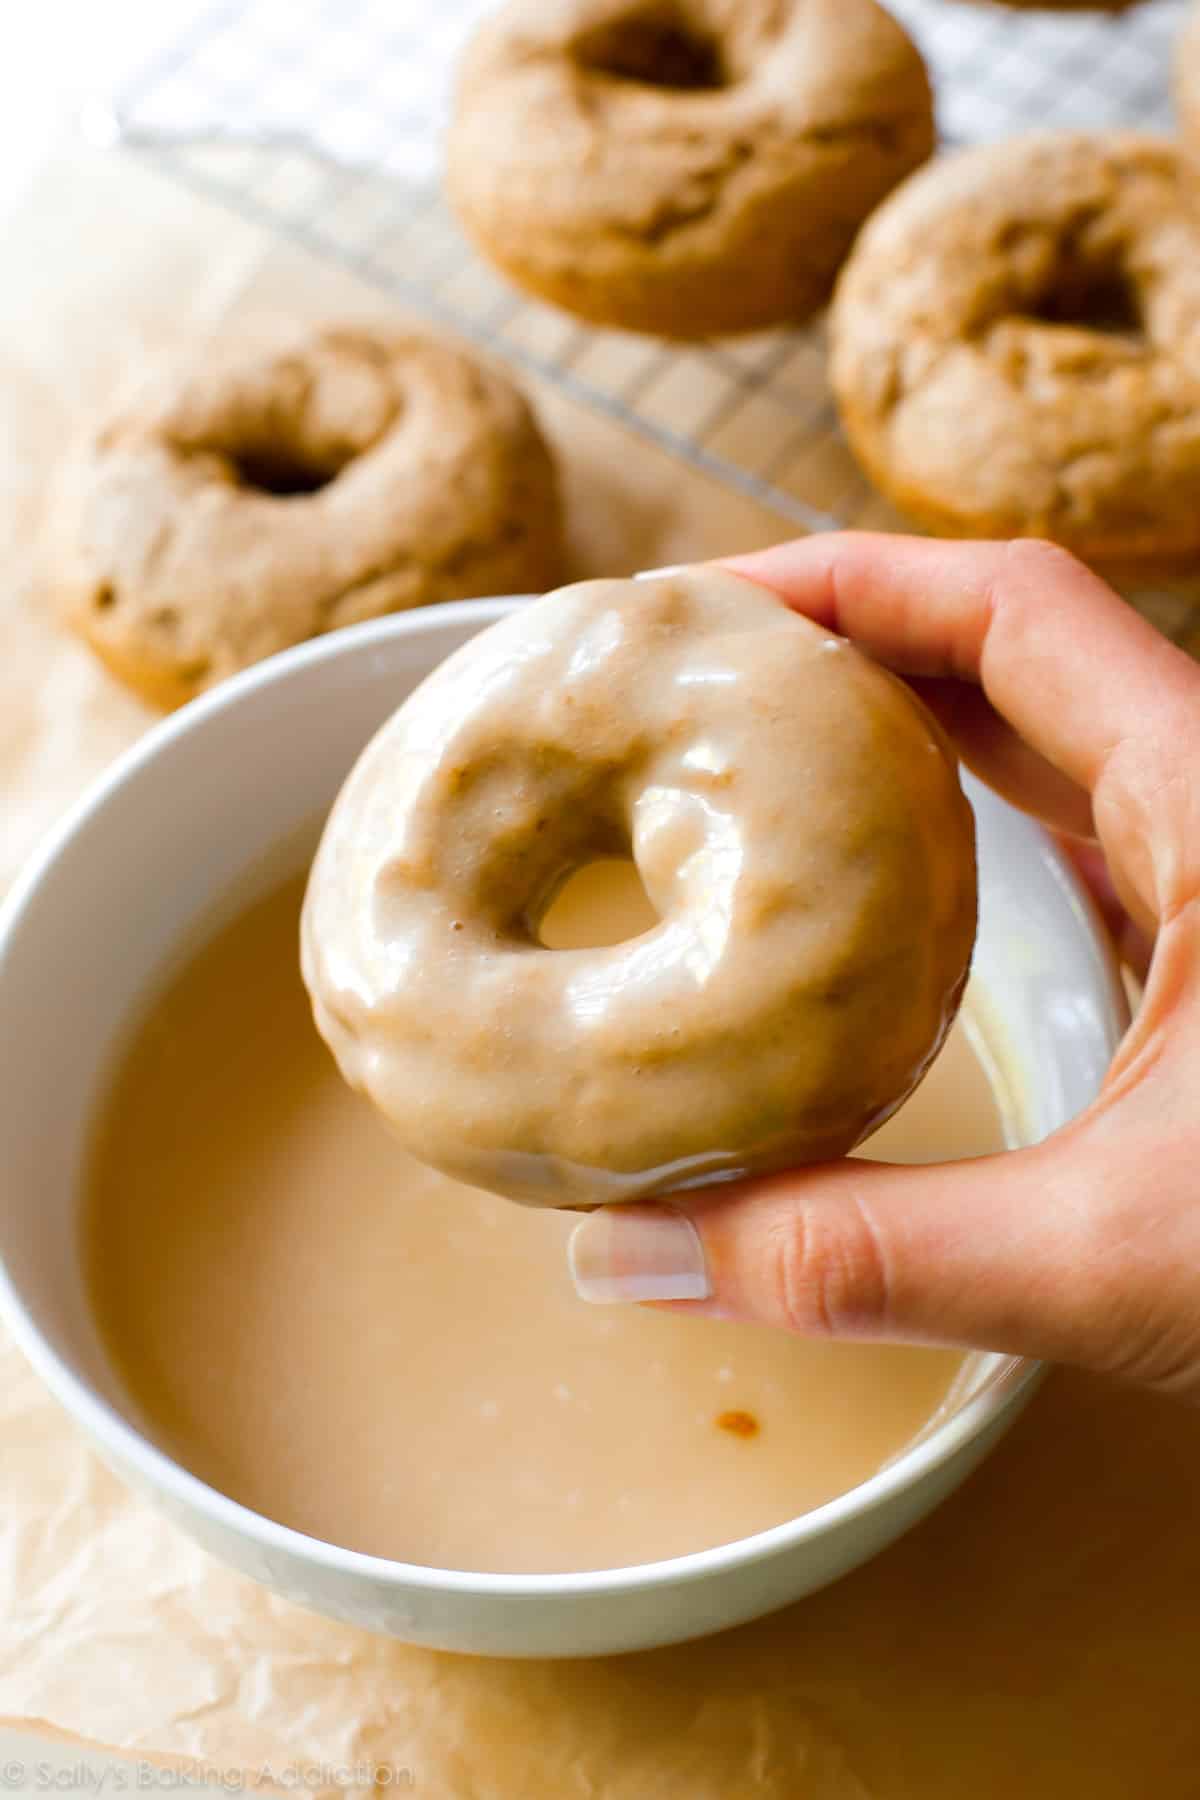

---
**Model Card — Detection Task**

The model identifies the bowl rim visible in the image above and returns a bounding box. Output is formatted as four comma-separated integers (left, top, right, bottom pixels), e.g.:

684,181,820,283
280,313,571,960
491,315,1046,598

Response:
0,597,1125,1601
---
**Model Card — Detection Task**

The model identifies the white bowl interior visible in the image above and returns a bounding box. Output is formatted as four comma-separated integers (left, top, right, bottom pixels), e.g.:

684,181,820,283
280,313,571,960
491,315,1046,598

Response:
0,598,1130,1634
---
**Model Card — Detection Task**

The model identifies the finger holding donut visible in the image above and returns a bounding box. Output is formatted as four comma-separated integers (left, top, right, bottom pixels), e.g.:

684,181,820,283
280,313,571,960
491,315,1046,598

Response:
569,537,1200,1402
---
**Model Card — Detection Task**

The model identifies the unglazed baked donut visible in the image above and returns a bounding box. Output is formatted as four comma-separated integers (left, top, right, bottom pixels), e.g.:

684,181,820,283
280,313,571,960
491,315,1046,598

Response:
830,133,1200,563
446,0,935,338
302,570,977,1208
54,325,564,708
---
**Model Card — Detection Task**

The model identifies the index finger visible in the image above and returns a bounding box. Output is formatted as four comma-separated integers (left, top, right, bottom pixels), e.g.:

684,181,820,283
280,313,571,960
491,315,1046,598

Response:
723,534,1200,801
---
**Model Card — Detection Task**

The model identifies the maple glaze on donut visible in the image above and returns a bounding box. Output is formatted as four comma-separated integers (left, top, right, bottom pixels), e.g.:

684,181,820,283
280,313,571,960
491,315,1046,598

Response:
302,570,977,1206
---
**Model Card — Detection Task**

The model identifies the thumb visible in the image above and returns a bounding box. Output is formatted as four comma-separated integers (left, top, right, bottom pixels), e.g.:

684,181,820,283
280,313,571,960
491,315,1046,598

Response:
566,1139,1165,1381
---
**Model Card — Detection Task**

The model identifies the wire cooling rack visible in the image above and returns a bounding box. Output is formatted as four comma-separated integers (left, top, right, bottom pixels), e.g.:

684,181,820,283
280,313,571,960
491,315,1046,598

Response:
108,0,1199,640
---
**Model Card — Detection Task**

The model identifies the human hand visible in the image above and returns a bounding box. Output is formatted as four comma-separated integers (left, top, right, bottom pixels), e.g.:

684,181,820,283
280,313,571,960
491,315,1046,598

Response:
569,535,1200,1400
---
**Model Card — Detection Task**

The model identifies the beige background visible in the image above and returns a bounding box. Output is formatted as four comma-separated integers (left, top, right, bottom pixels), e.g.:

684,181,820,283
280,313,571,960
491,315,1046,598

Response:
1,20,231,1791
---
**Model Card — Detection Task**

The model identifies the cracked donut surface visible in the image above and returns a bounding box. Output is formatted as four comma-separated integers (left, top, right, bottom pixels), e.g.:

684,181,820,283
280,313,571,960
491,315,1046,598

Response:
54,325,564,708
301,569,977,1208
446,0,935,337
830,133,1200,563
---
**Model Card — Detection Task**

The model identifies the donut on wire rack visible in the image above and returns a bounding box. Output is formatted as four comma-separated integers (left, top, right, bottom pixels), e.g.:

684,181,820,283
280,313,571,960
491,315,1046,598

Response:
831,133,1200,564
447,0,935,338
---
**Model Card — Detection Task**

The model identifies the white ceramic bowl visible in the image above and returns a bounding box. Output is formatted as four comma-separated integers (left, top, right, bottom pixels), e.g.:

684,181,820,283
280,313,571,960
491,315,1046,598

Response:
0,599,1129,1659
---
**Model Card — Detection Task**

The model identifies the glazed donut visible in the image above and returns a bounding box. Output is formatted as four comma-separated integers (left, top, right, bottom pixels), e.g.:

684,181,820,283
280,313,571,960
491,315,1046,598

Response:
830,133,1200,563
446,0,935,338
54,325,564,708
302,570,977,1208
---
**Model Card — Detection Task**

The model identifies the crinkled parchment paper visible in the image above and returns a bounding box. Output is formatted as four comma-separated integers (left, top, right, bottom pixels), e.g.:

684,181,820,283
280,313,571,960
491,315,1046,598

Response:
2,135,1200,1800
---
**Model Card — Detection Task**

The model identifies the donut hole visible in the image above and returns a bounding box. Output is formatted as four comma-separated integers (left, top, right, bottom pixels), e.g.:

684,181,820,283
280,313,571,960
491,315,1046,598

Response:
537,858,659,949
572,7,727,91
226,443,347,498
1023,256,1144,338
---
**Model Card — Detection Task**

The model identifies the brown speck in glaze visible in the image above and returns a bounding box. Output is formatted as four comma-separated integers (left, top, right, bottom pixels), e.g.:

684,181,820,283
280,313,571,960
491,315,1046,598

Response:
716,1409,759,1439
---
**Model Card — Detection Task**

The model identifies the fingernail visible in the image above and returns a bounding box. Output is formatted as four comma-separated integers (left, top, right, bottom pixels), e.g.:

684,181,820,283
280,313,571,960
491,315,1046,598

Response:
568,1204,710,1304
633,563,691,581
